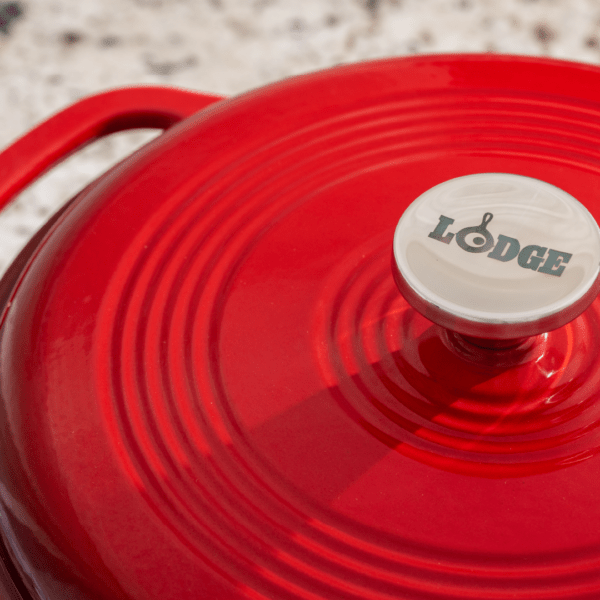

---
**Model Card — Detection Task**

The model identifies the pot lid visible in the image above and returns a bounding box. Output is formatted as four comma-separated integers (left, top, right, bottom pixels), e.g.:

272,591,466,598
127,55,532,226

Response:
3,54,600,599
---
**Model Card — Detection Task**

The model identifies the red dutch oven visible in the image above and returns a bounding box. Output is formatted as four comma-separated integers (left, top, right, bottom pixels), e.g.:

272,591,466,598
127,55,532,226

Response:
1,54,600,599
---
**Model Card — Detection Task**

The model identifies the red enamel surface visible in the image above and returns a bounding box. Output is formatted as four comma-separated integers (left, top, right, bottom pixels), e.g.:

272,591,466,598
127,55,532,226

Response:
2,55,600,598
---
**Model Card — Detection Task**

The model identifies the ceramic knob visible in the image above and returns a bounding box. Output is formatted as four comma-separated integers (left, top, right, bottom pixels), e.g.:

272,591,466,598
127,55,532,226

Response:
392,173,600,341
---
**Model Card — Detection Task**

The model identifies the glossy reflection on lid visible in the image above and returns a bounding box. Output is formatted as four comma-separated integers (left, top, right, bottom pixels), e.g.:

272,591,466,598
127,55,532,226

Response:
393,173,600,335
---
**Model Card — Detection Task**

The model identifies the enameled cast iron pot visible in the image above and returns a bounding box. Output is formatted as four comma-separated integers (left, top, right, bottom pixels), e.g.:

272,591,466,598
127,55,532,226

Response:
2,54,600,599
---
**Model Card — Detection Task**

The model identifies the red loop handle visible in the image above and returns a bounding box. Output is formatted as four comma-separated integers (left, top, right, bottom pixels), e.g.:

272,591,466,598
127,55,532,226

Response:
0,86,223,213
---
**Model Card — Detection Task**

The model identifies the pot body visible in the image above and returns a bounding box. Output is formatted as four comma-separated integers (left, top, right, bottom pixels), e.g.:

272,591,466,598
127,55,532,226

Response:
2,55,600,599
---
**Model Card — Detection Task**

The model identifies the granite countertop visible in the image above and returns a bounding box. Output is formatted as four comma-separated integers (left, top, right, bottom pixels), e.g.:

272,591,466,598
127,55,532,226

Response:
1,0,599,274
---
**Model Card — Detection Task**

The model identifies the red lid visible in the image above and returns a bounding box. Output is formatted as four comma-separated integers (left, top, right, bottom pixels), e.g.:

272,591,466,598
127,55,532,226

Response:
2,54,600,599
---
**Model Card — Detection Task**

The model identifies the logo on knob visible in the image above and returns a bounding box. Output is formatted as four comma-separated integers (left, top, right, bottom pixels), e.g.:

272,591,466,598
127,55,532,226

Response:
428,213,573,277
455,212,495,253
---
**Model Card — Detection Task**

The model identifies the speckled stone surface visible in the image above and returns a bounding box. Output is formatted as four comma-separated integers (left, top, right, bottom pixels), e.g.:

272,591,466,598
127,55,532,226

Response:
1,0,600,274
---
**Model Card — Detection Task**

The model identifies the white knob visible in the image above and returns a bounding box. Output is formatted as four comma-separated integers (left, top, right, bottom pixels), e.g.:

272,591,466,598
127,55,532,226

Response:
392,173,600,340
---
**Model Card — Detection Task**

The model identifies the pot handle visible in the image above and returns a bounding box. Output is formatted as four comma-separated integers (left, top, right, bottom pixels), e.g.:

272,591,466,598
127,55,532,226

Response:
0,86,223,213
